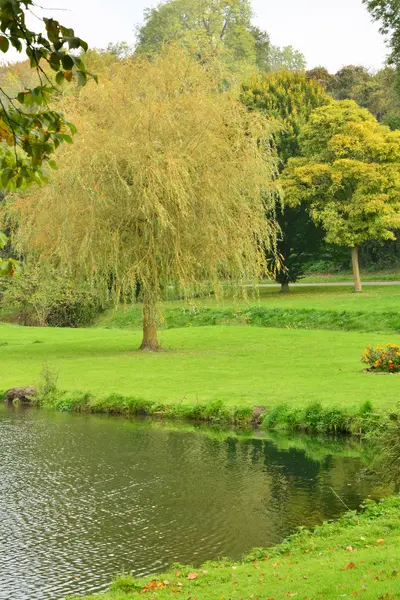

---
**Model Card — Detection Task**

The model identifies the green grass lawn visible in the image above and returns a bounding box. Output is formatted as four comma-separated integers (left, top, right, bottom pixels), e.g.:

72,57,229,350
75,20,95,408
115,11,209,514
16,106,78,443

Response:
1,323,399,412
80,496,400,600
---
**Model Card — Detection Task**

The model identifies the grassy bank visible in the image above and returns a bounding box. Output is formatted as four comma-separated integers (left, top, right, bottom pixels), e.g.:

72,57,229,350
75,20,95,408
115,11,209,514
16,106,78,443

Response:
2,322,399,432
96,285,400,334
80,496,400,600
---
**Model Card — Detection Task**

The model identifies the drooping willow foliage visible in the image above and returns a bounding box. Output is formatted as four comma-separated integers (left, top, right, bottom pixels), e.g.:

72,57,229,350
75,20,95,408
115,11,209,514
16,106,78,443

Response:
5,47,279,348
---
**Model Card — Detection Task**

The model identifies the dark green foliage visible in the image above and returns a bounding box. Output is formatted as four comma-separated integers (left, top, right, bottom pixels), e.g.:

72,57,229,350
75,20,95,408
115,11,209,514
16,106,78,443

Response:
274,204,326,287
242,71,330,285
359,235,400,269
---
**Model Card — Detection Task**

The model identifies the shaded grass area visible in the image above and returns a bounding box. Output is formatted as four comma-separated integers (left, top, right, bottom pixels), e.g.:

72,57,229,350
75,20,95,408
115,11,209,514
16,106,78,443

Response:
80,496,400,600
99,304,400,334
301,269,400,283
2,324,400,423
97,285,400,334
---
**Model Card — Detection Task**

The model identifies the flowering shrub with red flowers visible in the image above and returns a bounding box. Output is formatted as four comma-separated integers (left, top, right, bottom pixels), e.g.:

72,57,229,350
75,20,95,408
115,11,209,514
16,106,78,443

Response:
361,343,400,373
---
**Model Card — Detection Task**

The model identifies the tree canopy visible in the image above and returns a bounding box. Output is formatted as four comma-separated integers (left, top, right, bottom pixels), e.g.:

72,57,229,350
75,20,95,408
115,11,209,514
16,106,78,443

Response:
242,70,330,163
6,47,279,349
241,71,330,289
282,100,400,291
307,64,400,129
0,1,95,190
364,0,400,65
135,0,305,77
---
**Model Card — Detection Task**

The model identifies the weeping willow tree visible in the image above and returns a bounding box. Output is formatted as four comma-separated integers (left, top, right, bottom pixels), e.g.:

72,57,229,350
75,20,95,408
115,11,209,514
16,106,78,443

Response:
6,47,278,350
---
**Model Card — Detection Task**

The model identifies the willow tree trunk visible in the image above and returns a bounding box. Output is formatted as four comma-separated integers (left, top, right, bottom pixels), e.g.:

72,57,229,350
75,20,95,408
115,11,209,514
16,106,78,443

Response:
280,281,290,293
139,293,161,351
351,246,362,293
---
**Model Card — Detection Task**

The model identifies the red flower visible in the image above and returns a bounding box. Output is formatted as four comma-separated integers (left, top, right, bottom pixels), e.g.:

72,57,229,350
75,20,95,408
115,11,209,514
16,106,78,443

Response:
389,363,394,369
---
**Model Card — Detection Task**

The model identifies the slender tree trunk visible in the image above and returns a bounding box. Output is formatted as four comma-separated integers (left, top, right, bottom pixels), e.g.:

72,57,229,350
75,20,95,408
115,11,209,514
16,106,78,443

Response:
139,293,161,351
280,281,290,293
351,246,362,293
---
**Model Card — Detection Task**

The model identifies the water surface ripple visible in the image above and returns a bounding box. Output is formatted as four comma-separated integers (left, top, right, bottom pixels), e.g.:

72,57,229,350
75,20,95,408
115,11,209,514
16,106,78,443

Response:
0,406,387,600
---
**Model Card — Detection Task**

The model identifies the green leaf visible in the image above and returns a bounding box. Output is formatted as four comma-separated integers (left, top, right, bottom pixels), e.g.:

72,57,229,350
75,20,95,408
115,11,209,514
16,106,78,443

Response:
78,38,88,52
45,18,60,43
60,27,75,38
68,37,81,50
76,70,87,87
0,261,12,277
17,91,25,104
0,232,8,249
49,51,61,71
68,122,77,135
1,168,14,188
61,54,74,70
10,37,22,52
49,160,57,170
55,71,65,86
0,35,9,52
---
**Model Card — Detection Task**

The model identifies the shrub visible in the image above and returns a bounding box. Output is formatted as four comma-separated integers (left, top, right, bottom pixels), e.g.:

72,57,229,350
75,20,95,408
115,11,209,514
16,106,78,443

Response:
2,261,104,327
36,363,59,404
361,343,400,373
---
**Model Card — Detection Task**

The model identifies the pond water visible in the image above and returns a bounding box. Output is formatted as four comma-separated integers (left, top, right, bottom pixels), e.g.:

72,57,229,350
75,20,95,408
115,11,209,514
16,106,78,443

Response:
0,405,389,600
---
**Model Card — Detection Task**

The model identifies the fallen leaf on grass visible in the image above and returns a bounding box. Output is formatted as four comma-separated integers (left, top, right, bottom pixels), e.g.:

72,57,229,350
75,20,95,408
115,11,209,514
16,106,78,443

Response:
377,539,385,544
187,573,198,580
346,563,356,570
141,579,168,592
346,546,355,552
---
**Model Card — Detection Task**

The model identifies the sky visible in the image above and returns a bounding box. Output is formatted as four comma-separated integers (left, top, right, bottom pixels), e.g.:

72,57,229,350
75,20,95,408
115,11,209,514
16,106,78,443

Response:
22,0,389,73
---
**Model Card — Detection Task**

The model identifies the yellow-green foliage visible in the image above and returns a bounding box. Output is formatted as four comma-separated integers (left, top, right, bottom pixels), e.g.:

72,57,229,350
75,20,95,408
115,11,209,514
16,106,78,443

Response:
5,47,278,306
241,71,331,162
282,100,400,247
